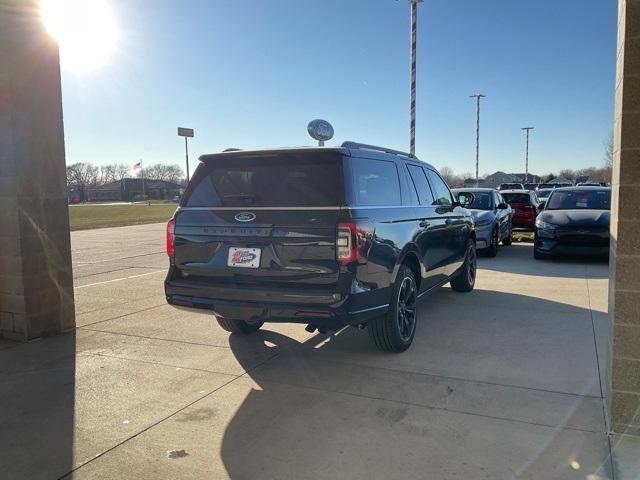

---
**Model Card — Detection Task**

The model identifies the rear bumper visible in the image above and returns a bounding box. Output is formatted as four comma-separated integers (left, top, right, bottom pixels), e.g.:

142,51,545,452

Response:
164,279,390,330
512,218,535,230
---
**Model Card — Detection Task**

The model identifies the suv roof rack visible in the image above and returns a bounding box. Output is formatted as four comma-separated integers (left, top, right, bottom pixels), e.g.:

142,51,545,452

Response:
341,141,414,159
222,148,243,152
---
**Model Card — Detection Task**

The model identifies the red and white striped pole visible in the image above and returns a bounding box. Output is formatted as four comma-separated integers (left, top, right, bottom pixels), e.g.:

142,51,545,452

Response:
409,0,423,156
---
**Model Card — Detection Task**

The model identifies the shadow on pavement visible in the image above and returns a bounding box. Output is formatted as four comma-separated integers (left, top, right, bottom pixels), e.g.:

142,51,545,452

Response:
220,289,613,479
0,331,76,480
478,244,609,279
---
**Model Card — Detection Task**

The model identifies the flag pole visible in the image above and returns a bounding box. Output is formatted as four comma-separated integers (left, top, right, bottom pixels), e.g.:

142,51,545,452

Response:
140,159,146,201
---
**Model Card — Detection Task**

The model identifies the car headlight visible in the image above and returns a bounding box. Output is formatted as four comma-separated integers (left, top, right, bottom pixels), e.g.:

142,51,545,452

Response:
536,219,556,230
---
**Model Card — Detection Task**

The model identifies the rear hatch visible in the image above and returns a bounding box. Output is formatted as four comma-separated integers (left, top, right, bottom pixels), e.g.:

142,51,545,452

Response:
170,150,347,293
502,192,536,222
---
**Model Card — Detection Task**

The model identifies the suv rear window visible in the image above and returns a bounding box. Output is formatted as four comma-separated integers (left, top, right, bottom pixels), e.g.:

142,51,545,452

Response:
502,193,532,205
184,152,344,207
348,158,401,206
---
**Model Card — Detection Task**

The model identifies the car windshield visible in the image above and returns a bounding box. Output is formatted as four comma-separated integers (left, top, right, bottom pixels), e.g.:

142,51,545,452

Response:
502,193,531,204
459,191,492,210
545,189,611,210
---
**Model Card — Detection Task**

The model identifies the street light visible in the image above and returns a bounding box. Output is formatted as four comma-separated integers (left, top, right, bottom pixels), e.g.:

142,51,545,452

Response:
470,93,485,186
521,127,534,183
409,0,423,156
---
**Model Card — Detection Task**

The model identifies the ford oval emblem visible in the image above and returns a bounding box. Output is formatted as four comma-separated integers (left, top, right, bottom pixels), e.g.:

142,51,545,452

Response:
234,212,256,222
307,119,334,142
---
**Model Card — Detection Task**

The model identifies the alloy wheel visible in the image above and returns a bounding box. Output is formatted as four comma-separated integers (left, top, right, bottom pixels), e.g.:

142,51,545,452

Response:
467,245,477,285
397,276,417,342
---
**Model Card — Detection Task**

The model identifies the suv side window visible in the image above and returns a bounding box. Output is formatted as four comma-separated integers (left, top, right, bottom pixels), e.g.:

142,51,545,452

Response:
494,191,502,207
426,169,453,207
406,164,435,206
349,157,401,206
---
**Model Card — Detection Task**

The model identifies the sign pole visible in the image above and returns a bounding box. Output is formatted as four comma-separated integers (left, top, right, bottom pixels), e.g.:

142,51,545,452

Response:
184,136,190,182
177,127,195,183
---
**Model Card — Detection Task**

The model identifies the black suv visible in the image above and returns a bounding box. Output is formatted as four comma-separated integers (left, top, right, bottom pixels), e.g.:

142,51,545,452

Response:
165,142,476,352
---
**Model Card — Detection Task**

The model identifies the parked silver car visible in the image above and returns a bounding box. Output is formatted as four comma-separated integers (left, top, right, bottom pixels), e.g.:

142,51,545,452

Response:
453,188,514,257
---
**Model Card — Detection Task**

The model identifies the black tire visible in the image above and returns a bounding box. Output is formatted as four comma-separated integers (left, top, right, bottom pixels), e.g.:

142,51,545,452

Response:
216,318,263,334
450,240,477,293
485,227,499,257
368,265,418,353
502,226,513,246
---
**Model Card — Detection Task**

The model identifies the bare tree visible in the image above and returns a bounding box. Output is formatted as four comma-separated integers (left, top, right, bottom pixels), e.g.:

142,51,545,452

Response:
98,164,117,185
114,164,130,180
66,163,98,201
439,166,456,185
604,132,613,169
558,169,577,181
137,163,184,183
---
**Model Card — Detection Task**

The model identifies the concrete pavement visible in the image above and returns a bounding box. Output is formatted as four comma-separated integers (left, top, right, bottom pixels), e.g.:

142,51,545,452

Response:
0,222,631,479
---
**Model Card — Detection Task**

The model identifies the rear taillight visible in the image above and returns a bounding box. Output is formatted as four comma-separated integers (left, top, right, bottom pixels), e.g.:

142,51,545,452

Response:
337,219,374,265
166,218,175,257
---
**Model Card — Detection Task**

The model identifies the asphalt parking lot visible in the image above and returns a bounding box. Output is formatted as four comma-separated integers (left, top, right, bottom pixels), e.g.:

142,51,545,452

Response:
0,222,627,479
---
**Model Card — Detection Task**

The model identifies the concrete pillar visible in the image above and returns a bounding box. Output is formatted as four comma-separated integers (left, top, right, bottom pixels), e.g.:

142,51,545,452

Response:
0,0,75,340
610,0,640,435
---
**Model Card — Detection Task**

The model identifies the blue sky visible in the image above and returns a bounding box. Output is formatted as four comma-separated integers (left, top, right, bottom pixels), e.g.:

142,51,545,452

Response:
60,0,618,177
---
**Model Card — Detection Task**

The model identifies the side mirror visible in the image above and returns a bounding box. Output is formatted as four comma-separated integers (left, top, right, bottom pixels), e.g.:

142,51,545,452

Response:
456,192,475,207
497,202,509,210
538,201,546,210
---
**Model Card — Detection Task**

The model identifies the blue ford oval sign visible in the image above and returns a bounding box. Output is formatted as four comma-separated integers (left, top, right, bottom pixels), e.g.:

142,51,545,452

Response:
307,119,334,142
234,212,256,222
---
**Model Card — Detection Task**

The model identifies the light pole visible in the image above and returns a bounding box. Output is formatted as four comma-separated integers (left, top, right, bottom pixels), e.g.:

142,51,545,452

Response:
409,0,423,156
521,127,534,183
470,93,485,186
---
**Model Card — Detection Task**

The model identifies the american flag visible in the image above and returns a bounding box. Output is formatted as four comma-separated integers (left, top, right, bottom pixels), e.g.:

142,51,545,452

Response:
132,162,141,170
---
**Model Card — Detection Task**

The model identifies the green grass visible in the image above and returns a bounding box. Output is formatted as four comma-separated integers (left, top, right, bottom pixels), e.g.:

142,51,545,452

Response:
69,204,178,231
513,232,535,243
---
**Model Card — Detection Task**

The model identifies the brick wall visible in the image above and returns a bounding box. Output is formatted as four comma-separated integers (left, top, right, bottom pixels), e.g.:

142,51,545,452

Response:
0,1,75,340
610,0,640,436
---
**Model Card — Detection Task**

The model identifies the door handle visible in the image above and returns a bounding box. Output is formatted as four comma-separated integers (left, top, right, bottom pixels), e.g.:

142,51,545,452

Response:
419,220,430,228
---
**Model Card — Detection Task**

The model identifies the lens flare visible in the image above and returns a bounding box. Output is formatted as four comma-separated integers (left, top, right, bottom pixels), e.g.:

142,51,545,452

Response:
41,0,118,72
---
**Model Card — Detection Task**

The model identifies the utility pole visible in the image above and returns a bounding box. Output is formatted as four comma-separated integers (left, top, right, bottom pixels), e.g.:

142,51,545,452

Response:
470,93,485,186
521,127,534,183
409,0,423,156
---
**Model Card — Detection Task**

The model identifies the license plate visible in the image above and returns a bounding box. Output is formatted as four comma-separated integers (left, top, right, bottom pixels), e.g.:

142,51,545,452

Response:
227,247,261,268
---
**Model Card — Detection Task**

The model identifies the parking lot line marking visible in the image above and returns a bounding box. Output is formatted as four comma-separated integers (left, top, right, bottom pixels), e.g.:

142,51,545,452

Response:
75,270,165,289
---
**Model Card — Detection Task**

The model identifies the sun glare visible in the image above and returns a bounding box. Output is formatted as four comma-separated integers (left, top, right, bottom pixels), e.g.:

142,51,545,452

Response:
41,0,118,73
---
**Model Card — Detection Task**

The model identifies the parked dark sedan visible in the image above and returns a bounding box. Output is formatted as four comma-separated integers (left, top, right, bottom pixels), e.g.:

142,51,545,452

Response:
534,187,611,259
